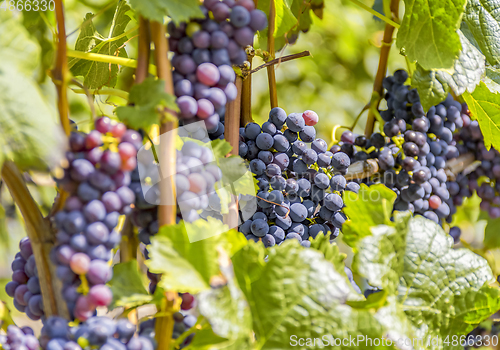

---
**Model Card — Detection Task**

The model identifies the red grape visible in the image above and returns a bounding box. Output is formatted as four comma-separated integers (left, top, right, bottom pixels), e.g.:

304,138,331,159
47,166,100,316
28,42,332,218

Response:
111,123,127,138
88,285,113,306
118,142,137,161
428,195,442,210
196,63,220,86
95,116,112,133
85,130,102,150
302,110,319,126
69,253,90,275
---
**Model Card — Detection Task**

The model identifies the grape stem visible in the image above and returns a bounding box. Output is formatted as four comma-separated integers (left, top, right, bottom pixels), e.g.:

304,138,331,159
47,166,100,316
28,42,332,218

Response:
267,0,278,108
119,216,138,262
345,152,477,181
116,17,151,263
1,161,69,319
53,0,71,137
67,49,158,75
135,17,151,85
347,0,400,28
50,0,71,220
256,195,291,218
249,50,312,75
224,77,243,227
241,48,255,125
150,20,178,350
364,0,399,137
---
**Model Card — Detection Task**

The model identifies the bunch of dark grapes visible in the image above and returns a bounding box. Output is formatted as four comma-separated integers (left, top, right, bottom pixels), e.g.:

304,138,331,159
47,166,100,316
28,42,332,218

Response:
0,326,39,350
168,0,267,138
238,107,360,247
5,238,44,320
52,116,141,321
452,112,500,220
337,69,465,241
39,316,155,350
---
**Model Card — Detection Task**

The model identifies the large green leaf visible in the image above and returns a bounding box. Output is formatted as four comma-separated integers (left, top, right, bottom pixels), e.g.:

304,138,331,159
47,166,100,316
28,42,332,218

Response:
397,0,466,70
147,219,247,293
128,0,204,24
353,212,410,295
412,31,485,110
342,184,397,247
482,216,500,249
107,260,153,309
463,0,500,66
0,62,65,171
231,241,386,349
399,216,500,341
0,11,40,74
0,12,64,171
69,1,132,89
257,0,296,38
462,81,500,150
197,249,254,349
116,78,178,130
486,65,500,86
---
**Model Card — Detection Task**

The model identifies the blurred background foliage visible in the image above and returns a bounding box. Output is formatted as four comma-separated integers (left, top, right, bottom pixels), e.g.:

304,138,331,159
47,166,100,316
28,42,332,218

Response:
1,0,499,325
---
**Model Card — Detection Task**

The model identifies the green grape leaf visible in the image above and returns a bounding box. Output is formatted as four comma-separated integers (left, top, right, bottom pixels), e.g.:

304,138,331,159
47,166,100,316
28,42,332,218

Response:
412,31,485,110
347,289,389,309
450,193,481,228
396,0,466,70
342,184,397,248
211,139,233,159
309,232,345,270
197,249,254,349
257,0,297,49
231,241,395,349
399,216,500,340
483,217,500,249
116,78,179,130
462,81,500,150
147,219,247,293
309,233,364,301
108,260,153,309
69,1,132,89
353,212,411,295
373,296,417,347
128,0,204,24
0,61,65,171
0,11,41,74
486,65,500,86
463,0,500,66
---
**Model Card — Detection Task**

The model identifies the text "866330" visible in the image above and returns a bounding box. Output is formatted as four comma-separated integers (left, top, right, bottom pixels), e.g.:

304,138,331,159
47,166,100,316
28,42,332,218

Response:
1,0,55,11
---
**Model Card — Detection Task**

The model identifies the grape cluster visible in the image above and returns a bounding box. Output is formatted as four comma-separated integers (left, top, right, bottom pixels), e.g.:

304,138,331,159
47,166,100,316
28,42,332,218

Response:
238,108,359,247
338,70,464,238
0,326,39,350
168,0,267,138
452,114,500,219
40,316,155,350
52,117,141,320
5,238,44,320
